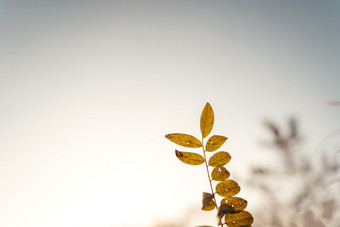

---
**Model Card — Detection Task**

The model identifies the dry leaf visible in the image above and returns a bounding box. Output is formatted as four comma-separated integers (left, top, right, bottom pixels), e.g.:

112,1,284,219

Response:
221,197,248,211
225,210,254,226
175,150,205,165
202,199,216,211
200,103,214,138
202,192,215,211
217,204,235,220
211,166,230,181
165,133,202,148
206,135,228,152
209,151,231,167
216,180,241,197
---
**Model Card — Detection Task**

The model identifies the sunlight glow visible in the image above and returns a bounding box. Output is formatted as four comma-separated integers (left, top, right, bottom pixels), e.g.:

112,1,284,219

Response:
1,1,339,226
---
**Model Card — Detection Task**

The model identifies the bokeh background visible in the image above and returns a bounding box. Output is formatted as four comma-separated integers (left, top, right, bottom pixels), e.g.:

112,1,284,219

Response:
1,1,339,226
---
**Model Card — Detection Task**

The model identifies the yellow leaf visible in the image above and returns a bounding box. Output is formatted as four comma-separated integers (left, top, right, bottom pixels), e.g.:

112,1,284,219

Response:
211,166,230,181
209,151,231,167
175,150,205,165
200,103,214,138
202,192,215,211
225,210,254,226
206,135,228,152
202,199,215,211
216,180,241,197
165,133,202,148
221,197,248,211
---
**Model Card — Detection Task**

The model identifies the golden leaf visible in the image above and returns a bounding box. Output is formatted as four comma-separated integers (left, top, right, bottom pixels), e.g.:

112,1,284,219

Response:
221,197,248,212
209,151,231,167
206,135,228,152
200,103,214,138
225,210,254,226
216,180,241,197
202,199,216,211
165,133,202,148
175,150,205,165
211,166,230,181
202,192,215,211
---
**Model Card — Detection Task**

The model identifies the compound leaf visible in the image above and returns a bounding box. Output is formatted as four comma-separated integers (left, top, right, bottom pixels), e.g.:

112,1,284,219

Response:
200,103,214,138
221,197,248,212
206,135,228,152
211,166,230,181
165,133,202,148
209,151,231,167
225,210,254,226
175,150,205,165
216,180,241,197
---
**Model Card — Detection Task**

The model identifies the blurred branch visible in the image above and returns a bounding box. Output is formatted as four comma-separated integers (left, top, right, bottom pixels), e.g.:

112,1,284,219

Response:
262,117,301,172
249,116,340,227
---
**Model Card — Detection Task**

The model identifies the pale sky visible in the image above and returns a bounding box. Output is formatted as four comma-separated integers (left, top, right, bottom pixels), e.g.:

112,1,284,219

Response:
1,1,340,227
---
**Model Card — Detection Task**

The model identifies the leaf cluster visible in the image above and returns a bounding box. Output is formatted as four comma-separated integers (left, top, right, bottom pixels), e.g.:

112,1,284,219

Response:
166,103,254,227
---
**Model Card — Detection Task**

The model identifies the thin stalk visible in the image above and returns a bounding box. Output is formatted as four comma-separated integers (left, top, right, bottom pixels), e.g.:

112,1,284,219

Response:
201,137,224,226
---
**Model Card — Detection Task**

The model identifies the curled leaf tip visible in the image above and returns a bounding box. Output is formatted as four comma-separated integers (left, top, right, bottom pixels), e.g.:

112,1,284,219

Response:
202,192,216,211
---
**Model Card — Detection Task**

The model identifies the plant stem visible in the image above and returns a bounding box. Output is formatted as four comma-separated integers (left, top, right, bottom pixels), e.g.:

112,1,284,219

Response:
201,137,223,226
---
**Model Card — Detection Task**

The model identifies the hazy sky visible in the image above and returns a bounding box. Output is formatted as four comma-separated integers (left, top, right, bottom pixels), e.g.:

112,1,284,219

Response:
1,1,340,226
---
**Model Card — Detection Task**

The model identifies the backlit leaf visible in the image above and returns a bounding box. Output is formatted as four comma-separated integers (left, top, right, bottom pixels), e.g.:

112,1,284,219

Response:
221,197,248,211
175,150,205,165
165,133,202,148
202,199,216,211
200,103,214,138
211,166,230,181
216,180,241,197
209,151,231,167
206,135,228,152
217,204,235,220
202,192,215,211
202,192,214,206
225,210,254,226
